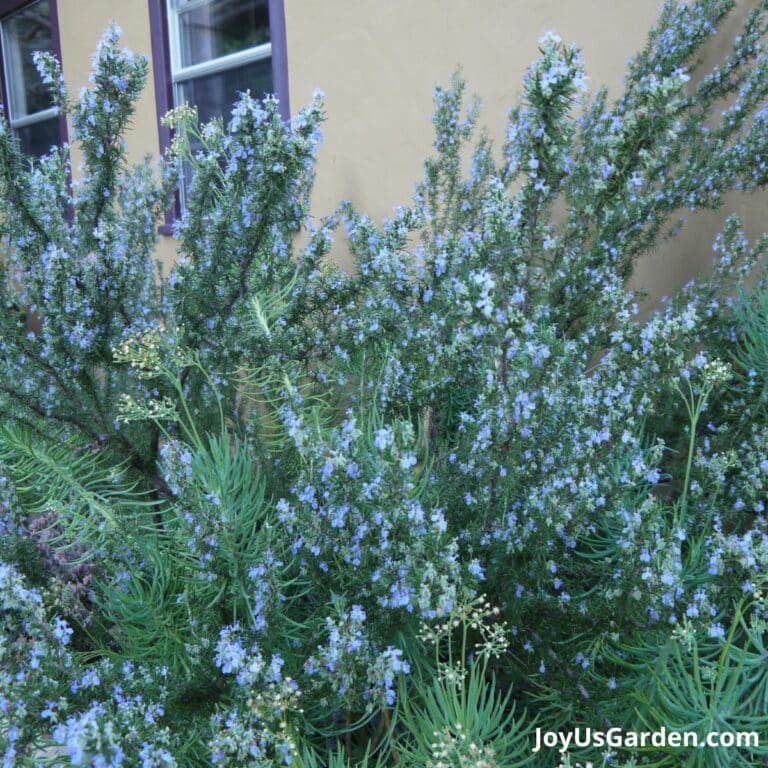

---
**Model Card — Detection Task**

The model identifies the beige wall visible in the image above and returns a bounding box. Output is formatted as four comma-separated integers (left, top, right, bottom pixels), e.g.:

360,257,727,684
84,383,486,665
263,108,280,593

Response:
54,1,766,304
284,0,767,305
56,0,177,267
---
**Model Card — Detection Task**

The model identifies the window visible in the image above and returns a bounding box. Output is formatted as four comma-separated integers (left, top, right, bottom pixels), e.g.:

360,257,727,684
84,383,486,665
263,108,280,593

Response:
0,0,63,156
151,0,289,127
169,0,274,125
149,0,289,228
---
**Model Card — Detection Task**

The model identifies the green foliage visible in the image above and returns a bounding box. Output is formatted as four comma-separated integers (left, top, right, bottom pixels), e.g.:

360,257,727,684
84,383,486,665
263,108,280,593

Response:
398,597,535,768
612,600,768,767
0,422,157,559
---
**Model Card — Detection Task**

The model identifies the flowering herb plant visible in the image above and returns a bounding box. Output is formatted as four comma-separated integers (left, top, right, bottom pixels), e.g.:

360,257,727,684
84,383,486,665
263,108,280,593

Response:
4,2,768,765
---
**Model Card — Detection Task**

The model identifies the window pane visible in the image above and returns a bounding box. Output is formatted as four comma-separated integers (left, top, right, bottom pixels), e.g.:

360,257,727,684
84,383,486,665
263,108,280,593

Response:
176,0,270,68
176,56,272,124
3,0,54,119
14,113,58,156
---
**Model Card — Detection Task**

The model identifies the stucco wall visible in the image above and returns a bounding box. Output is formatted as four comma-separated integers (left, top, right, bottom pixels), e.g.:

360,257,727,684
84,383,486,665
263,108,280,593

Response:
284,0,767,306
56,0,177,267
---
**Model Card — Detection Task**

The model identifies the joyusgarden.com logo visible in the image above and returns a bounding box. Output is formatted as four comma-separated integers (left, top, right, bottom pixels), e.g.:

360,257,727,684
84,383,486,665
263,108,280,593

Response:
532,726,761,754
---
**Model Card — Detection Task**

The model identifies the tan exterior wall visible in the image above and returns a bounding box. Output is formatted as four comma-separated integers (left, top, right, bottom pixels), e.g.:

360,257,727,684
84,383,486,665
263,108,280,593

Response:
284,0,664,249
284,0,767,305
53,1,766,305
56,0,177,267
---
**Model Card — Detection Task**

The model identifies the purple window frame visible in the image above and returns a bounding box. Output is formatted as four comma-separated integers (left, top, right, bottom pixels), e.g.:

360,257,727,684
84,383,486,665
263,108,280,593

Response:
0,0,68,147
148,0,290,235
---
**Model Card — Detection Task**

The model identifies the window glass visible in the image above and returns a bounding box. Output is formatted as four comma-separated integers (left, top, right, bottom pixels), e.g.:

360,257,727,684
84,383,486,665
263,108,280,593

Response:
3,0,54,120
176,0,270,68
14,111,57,155
177,56,272,124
